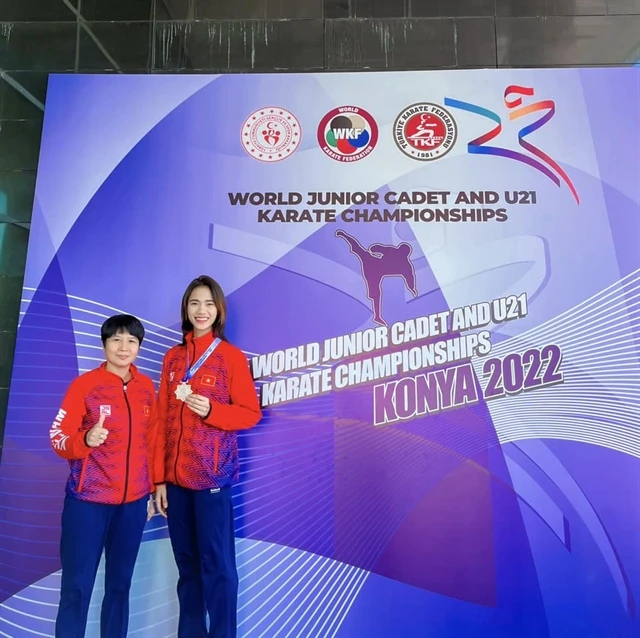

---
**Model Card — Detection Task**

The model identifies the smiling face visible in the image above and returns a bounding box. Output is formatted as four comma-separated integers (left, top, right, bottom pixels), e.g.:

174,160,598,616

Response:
103,330,140,375
180,276,228,341
187,285,218,337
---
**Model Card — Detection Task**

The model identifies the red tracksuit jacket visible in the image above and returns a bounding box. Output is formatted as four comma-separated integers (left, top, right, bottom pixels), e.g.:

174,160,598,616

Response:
154,331,261,490
50,363,157,505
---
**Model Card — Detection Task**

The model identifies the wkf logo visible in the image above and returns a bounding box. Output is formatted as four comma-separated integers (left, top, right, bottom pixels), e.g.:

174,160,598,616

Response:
317,105,379,163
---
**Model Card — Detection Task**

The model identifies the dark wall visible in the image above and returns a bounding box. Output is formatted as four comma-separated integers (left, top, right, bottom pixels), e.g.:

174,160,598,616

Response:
0,0,638,450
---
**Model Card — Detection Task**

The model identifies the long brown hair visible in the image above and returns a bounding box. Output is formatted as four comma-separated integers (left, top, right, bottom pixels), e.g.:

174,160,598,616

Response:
180,275,227,343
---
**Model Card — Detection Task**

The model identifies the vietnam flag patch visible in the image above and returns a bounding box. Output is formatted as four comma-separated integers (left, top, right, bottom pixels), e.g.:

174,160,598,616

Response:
202,375,216,388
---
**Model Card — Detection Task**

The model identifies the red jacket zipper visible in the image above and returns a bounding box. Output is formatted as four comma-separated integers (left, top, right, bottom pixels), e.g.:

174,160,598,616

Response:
121,381,132,504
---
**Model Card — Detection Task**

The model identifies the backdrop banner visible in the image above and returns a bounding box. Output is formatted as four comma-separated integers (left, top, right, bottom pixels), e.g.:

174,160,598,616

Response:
1,68,639,637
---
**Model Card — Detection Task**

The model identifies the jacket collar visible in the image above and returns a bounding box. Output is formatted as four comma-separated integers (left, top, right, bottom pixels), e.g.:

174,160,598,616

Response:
99,361,138,382
185,330,215,347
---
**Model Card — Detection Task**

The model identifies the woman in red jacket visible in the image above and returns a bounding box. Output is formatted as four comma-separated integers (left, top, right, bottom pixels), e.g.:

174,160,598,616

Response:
49,314,157,638
154,276,261,638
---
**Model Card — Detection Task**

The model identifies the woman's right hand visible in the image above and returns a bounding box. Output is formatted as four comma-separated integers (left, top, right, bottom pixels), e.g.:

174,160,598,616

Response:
155,483,168,517
85,414,109,448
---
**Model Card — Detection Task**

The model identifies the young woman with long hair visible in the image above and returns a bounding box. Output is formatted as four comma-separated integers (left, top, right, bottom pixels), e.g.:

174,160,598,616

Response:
154,276,261,638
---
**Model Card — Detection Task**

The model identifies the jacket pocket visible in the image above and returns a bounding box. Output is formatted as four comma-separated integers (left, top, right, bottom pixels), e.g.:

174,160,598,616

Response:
77,457,89,493
213,438,220,474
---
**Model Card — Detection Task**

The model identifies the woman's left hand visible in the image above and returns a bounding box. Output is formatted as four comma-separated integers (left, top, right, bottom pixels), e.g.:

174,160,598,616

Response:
185,393,211,418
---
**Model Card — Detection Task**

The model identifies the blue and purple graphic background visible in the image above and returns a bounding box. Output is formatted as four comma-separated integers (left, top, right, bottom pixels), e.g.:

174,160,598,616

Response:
0,69,638,637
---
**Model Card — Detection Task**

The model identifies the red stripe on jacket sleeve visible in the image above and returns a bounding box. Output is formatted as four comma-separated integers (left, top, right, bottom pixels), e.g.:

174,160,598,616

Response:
152,351,171,483
144,378,160,490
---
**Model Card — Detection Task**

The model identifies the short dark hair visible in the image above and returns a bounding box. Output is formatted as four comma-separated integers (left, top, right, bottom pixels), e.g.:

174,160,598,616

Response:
100,315,145,346
180,275,227,344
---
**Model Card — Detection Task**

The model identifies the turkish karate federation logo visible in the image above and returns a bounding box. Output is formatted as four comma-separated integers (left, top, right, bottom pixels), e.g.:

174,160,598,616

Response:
393,103,457,161
242,107,301,162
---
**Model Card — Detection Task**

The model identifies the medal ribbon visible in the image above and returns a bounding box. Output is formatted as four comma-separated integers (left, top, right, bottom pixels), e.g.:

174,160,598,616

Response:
182,338,221,383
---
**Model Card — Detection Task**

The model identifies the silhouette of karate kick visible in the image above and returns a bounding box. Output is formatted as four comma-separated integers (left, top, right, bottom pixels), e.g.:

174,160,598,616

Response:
336,229,418,326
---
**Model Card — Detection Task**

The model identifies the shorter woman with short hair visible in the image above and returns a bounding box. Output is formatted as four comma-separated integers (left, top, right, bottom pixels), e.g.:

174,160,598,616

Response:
50,314,158,638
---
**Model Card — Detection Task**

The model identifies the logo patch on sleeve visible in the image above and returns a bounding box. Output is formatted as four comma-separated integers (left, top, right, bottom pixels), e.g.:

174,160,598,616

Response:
202,375,216,388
